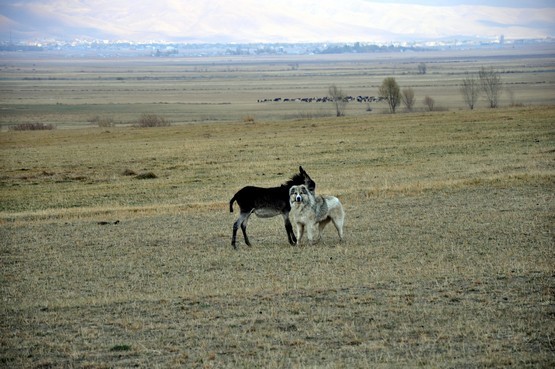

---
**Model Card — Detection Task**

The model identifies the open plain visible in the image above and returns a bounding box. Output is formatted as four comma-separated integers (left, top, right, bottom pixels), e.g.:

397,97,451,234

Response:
1,45,555,127
1,47,554,368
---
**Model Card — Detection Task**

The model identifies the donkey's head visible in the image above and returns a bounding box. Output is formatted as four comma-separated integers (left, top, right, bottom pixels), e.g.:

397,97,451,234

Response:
286,166,315,194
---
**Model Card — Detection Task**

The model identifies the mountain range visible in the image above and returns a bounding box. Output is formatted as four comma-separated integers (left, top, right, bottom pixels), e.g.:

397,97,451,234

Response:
1,0,554,43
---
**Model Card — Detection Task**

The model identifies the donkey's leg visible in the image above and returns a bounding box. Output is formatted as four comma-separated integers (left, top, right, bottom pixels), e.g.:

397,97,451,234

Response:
283,212,297,245
231,216,242,249
240,211,253,247
232,211,251,248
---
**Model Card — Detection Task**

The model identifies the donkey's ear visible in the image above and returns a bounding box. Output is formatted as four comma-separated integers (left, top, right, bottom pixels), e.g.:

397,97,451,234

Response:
300,166,310,177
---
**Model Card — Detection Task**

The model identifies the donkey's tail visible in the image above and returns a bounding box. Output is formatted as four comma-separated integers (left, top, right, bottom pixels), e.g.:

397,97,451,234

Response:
229,196,236,213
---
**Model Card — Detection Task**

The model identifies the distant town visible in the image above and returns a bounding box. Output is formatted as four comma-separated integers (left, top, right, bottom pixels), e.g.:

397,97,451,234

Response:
1,37,553,58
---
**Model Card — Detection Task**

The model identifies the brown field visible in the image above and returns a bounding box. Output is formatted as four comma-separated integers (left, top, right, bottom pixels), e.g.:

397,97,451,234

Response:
1,45,554,128
1,48,555,368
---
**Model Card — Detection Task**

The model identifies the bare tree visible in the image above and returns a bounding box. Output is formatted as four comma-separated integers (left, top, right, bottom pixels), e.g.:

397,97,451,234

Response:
423,96,435,112
418,63,427,75
328,84,348,117
479,67,502,108
378,77,401,113
401,87,415,112
460,72,480,110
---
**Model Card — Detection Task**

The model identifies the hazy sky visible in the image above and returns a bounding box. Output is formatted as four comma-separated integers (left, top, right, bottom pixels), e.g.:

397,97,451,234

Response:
1,0,554,43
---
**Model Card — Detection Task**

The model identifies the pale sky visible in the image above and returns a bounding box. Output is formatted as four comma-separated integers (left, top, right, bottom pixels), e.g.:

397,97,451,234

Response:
1,0,554,43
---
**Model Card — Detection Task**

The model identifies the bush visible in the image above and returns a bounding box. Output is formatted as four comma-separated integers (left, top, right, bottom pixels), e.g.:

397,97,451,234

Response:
136,113,170,127
135,172,158,179
243,115,255,123
89,115,115,127
9,123,56,131
328,84,348,117
121,169,137,176
401,87,415,112
423,96,435,112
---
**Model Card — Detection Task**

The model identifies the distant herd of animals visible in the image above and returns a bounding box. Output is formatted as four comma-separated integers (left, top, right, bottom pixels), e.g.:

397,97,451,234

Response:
257,96,387,103
229,166,344,249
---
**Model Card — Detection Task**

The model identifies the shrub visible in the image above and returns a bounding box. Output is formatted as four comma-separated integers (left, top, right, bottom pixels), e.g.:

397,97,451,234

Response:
9,123,56,131
401,87,415,112
110,344,131,352
136,113,170,127
135,172,158,179
121,169,137,176
423,96,435,112
243,115,255,123
328,84,348,117
89,115,115,127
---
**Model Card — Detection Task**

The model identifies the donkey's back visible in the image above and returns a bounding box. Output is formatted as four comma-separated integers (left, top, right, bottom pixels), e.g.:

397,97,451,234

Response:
229,185,289,214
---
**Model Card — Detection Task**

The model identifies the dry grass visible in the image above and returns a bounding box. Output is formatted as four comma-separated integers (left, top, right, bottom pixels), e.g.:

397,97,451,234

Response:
1,47,554,129
1,104,554,368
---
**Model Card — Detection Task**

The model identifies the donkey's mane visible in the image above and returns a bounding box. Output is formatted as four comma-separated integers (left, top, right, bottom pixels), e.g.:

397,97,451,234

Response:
283,173,304,187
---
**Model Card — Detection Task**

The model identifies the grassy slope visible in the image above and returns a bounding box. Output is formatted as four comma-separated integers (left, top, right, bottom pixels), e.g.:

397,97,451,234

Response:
1,106,554,368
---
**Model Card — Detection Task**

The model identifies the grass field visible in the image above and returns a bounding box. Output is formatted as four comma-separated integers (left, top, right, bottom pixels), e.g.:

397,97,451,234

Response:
1,46,554,128
1,47,555,367
1,99,554,367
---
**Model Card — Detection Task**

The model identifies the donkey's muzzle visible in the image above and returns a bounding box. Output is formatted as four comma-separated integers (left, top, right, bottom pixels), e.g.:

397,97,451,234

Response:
295,194,302,202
